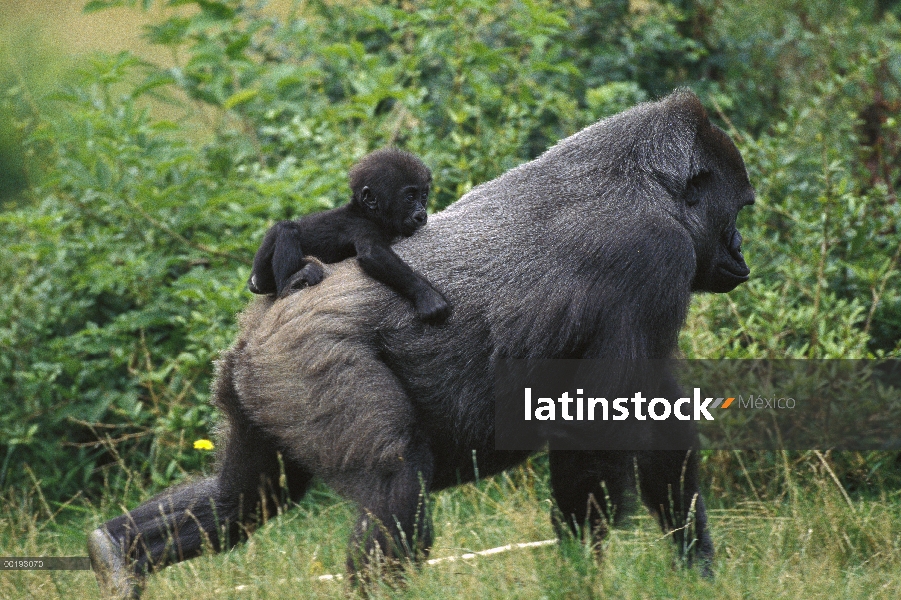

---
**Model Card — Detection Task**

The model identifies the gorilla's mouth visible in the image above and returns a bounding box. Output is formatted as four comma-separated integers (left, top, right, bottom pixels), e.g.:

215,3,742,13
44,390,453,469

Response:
402,218,425,236
718,228,750,280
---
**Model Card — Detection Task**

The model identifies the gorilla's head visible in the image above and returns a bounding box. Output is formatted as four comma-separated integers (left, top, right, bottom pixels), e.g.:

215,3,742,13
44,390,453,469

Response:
613,90,755,293
349,148,433,238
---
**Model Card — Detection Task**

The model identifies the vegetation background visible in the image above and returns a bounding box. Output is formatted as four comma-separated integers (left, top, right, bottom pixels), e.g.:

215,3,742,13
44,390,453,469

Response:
1,0,900,597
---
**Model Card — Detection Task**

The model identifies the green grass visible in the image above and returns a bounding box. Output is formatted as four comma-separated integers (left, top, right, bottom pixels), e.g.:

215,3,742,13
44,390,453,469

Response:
2,455,900,599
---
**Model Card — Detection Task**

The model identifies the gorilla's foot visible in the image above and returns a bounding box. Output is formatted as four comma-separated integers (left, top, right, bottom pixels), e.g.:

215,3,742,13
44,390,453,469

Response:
87,528,142,599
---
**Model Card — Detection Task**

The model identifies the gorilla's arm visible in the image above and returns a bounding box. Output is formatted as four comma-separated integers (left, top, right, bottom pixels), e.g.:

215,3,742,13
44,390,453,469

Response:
580,224,696,361
355,237,450,323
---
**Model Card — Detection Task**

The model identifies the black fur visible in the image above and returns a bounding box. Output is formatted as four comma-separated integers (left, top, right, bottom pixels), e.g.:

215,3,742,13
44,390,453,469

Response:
248,147,450,322
90,90,754,596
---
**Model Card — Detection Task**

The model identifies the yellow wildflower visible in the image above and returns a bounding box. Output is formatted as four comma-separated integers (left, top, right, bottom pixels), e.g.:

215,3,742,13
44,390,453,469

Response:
193,439,214,451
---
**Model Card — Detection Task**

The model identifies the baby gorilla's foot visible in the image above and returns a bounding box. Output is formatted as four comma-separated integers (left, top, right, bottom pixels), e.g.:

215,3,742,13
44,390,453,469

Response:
279,262,326,298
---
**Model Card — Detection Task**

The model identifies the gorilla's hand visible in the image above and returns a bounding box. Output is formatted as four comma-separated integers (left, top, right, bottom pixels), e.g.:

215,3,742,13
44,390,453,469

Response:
414,287,451,323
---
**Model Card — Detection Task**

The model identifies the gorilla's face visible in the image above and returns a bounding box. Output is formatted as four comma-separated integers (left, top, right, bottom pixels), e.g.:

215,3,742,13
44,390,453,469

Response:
687,126,755,294
350,148,432,238
397,184,430,237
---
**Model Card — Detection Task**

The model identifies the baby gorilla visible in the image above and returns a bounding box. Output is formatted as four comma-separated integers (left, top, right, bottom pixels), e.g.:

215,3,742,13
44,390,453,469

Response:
247,148,451,322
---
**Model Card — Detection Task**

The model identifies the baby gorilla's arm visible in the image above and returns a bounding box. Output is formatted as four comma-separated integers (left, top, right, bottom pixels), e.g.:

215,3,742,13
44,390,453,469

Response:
354,239,450,323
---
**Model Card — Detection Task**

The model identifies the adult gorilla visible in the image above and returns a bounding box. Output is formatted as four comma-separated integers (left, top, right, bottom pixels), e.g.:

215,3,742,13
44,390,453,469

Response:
90,89,754,597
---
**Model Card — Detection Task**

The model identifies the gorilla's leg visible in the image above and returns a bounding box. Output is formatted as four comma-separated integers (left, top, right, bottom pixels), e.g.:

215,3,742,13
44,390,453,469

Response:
341,434,434,576
242,322,435,580
89,349,312,598
548,450,633,546
636,447,714,576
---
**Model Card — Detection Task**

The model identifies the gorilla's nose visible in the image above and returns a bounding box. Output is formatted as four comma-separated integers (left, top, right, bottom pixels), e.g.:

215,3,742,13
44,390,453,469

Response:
413,212,427,225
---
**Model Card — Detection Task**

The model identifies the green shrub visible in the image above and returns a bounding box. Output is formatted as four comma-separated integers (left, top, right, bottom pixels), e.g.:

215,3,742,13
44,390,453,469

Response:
1,0,899,505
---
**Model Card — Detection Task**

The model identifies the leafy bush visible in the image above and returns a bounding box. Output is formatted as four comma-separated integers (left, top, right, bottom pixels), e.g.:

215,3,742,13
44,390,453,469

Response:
1,0,900,504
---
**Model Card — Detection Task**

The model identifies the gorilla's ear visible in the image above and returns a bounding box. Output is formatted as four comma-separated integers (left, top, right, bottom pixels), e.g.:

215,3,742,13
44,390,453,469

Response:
650,89,711,201
360,186,378,210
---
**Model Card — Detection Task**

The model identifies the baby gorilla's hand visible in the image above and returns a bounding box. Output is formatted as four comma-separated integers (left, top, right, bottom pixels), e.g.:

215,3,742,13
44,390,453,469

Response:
279,262,326,298
414,287,451,323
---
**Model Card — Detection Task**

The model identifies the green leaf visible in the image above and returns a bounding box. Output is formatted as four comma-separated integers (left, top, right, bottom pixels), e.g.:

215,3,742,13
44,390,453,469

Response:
222,88,259,109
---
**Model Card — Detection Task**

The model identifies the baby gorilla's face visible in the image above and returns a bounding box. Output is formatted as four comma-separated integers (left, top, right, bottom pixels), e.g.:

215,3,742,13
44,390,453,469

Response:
350,148,433,238
398,184,430,237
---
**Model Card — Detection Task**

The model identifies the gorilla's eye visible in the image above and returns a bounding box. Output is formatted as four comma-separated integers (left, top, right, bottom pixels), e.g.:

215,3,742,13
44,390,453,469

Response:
685,170,712,206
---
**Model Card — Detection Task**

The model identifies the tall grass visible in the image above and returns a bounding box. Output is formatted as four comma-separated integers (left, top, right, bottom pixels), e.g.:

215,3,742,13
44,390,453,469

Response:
2,454,899,599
